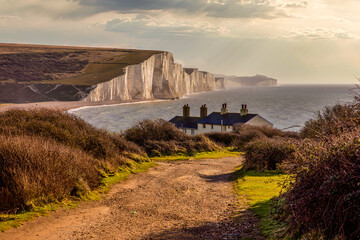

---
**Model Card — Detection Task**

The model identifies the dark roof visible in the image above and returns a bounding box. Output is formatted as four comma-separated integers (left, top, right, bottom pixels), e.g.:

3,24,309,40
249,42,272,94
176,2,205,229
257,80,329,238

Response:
169,116,201,129
197,112,258,126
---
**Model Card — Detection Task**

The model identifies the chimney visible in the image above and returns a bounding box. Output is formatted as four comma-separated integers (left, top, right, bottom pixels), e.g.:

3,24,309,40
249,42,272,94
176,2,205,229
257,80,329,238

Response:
240,104,248,116
183,104,190,118
200,104,208,118
221,103,228,115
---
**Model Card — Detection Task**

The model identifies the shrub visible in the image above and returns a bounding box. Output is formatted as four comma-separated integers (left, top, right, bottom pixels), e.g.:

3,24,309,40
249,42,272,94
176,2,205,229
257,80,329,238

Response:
244,137,295,171
206,125,299,150
0,109,149,213
125,119,188,143
301,104,359,139
283,131,360,239
204,132,240,147
125,119,218,156
232,129,267,150
0,135,100,211
0,109,145,161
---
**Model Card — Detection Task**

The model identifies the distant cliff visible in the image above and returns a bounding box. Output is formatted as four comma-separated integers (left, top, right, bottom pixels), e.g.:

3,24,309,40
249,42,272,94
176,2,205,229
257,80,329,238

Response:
0,43,276,104
86,52,215,102
0,44,216,103
215,74,277,89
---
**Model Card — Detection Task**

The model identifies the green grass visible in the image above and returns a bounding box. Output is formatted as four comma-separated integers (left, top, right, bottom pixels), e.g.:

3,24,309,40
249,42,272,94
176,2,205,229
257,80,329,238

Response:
0,200,78,232
150,150,242,162
99,161,156,193
234,168,289,238
0,160,155,232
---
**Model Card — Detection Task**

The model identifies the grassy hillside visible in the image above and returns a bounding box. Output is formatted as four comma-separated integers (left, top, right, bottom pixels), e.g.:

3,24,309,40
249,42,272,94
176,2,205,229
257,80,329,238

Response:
0,109,149,212
0,43,162,85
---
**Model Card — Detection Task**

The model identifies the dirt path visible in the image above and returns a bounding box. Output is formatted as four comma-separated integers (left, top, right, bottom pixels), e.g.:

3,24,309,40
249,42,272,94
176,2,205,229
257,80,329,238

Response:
0,157,263,240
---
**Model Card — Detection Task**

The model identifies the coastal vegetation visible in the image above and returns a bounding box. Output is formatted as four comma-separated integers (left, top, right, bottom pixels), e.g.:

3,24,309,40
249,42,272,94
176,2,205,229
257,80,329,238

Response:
0,109,150,213
0,110,227,230
1,99,359,239
202,99,359,239
228,101,360,239
280,102,360,239
234,168,289,238
125,119,219,157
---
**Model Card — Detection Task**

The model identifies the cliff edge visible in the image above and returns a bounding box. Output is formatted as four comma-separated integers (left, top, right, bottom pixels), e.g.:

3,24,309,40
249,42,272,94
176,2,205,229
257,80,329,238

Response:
0,43,215,103
86,52,216,102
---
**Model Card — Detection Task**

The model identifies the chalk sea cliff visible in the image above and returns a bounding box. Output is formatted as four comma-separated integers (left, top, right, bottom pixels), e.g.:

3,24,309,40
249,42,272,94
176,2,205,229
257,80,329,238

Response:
85,52,216,102
0,49,277,104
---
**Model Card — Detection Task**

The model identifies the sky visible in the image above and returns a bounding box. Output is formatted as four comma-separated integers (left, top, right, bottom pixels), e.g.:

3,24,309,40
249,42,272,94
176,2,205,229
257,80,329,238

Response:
0,0,359,84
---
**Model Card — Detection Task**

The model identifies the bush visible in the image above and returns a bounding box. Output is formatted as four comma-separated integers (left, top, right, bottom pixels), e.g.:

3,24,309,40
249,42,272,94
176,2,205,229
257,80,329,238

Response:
301,104,359,139
204,132,241,147
244,137,295,171
0,109,148,212
0,135,100,211
0,109,145,161
206,125,299,150
283,131,360,239
125,119,218,156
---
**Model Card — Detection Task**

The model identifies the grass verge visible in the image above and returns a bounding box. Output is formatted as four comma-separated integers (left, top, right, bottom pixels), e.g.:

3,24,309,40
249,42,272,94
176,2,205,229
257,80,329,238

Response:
0,160,155,232
234,168,289,238
150,150,242,162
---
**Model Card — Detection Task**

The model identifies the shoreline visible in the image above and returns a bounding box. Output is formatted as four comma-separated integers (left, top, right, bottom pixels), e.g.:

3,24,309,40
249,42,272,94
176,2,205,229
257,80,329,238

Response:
0,89,218,113
0,99,170,113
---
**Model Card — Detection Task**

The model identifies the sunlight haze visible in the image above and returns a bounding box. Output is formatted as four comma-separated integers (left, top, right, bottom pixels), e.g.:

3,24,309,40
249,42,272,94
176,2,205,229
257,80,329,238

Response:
0,0,359,84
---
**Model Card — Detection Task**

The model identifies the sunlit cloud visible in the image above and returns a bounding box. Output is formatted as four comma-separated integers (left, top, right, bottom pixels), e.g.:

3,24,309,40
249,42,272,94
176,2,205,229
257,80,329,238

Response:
284,28,358,40
75,0,291,19
0,0,359,83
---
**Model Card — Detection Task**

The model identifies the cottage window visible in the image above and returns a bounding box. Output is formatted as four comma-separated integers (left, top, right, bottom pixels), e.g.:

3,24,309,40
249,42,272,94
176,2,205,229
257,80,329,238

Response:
203,124,206,128
184,129,187,133
191,129,195,135
211,124,214,129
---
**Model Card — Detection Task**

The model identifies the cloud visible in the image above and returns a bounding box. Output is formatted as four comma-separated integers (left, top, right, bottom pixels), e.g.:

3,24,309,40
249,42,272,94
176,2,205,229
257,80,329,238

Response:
284,1,308,8
284,27,357,40
76,0,289,19
104,15,228,39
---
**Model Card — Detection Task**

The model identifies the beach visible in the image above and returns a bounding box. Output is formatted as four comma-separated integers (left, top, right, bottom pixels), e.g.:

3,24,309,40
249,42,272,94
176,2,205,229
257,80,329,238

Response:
0,99,166,112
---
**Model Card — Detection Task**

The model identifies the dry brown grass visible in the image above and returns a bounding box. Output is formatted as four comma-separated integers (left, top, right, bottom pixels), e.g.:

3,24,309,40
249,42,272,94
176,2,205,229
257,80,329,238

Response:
0,109,144,162
280,103,360,239
0,135,100,211
0,109,149,212
125,119,219,156
205,124,299,151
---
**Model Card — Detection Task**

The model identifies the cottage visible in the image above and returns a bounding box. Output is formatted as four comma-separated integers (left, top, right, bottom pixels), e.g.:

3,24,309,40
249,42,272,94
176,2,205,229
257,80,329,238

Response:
169,103,273,135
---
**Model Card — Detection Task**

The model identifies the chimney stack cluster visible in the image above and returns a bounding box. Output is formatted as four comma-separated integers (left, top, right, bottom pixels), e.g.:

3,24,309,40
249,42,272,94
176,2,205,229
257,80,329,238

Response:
200,104,208,118
183,104,190,118
182,103,248,118
240,104,248,116
221,103,228,115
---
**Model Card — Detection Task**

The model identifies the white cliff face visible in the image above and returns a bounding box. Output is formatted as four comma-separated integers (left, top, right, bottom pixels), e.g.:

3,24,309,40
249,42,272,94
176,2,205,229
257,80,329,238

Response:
87,74,131,101
85,52,216,102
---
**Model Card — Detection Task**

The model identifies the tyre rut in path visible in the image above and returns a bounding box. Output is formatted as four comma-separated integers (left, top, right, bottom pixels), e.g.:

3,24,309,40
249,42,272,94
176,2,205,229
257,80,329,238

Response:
0,156,264,240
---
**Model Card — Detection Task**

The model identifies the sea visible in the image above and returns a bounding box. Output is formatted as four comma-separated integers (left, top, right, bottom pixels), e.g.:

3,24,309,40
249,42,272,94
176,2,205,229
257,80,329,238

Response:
69,85,356,133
